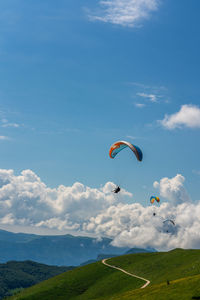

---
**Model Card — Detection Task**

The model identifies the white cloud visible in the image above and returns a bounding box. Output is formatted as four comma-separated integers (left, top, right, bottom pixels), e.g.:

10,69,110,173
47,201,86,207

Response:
89,0,160,27
84,200,200,251
83,174,200,251
134,103,146,108
0,169,132,232
137,92,158,103
36,217,80,232
0,170,200,251
129,82,167,92
126,135,137,140
0,136,10,140
153,174,191,205
1,118,20,128
2,123,19,128
160,104,200,129
0,213,15,225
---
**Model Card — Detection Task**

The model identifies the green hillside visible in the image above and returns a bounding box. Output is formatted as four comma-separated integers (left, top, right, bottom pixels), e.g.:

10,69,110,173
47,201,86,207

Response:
7,249,200,300
0,260,72,299
107,248,200,299
108,248,200,284
112,274,200,300
7,261,143,300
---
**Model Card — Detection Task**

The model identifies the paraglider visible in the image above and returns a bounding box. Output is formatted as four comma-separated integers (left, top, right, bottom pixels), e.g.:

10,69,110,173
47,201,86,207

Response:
150,196,160,216
163,219,176,234
109,140,143,194
109,141,143,194
109,141,143,162
163,219,175,226
150,196,160,204
112,186,121,193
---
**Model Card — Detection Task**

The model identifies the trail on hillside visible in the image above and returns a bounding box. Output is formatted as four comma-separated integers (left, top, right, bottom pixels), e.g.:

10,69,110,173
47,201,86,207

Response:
102,258,150,289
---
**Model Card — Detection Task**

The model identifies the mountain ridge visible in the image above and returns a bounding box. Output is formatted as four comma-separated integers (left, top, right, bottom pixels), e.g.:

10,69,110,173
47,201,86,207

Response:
0,229,129,266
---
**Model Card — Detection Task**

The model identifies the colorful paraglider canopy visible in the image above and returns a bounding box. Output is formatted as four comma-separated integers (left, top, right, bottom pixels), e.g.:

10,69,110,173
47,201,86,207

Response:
109,141,143,161
150,196,160,204
163,219,175,226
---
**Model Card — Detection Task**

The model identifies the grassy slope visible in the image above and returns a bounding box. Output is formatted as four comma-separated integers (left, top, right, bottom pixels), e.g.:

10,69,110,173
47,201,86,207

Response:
0,260,72,299
7,261,143,300
108,248,200,284
108,249,200,299
7,249,200,300
112,274,200,300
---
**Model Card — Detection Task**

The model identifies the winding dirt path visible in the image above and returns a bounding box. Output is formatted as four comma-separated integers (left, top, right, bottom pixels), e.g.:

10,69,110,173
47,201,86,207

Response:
102,258,150,289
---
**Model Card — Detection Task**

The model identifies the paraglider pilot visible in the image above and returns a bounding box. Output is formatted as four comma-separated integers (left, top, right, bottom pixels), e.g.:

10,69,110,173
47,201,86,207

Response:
113,186,121,193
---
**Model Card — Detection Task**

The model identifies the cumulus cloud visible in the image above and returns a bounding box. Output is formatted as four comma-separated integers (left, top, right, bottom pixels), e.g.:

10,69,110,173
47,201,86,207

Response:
0,170,200,251
0,169,132,232
83,174,200,251
84,201,200,251
83,200,200,251
89,0,160,27
153,174,191,205
160,104,200,129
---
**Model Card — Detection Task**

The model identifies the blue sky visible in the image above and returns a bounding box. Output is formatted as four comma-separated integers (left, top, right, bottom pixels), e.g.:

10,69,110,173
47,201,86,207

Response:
0,0,200,241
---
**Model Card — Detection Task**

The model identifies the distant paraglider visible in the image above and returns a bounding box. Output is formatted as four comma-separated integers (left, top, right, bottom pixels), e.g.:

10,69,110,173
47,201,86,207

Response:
112,186,121,194
109,141,143,162
163,219,175,226
163,219,176,234
150,196,160,204
150,196,160,216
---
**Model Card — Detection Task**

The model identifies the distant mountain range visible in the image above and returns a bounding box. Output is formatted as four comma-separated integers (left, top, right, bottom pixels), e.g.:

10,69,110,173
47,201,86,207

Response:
0,229,155,266
80,248,157,266
125,247,156,254
0,229,128,266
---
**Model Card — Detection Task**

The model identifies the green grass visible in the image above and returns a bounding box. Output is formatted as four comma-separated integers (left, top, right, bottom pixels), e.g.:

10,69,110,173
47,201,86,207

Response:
7,249,200,300
7,261,143,300
111,274,200,299
108,248,200,284
0,260,72,299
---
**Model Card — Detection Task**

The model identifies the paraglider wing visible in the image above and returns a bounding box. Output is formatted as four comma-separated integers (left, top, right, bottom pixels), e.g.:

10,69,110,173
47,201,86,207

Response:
109,141,143,161
150,196,160,204
155,197,160,203
150,196,155,204
163,219,175,226
163,219,176,234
